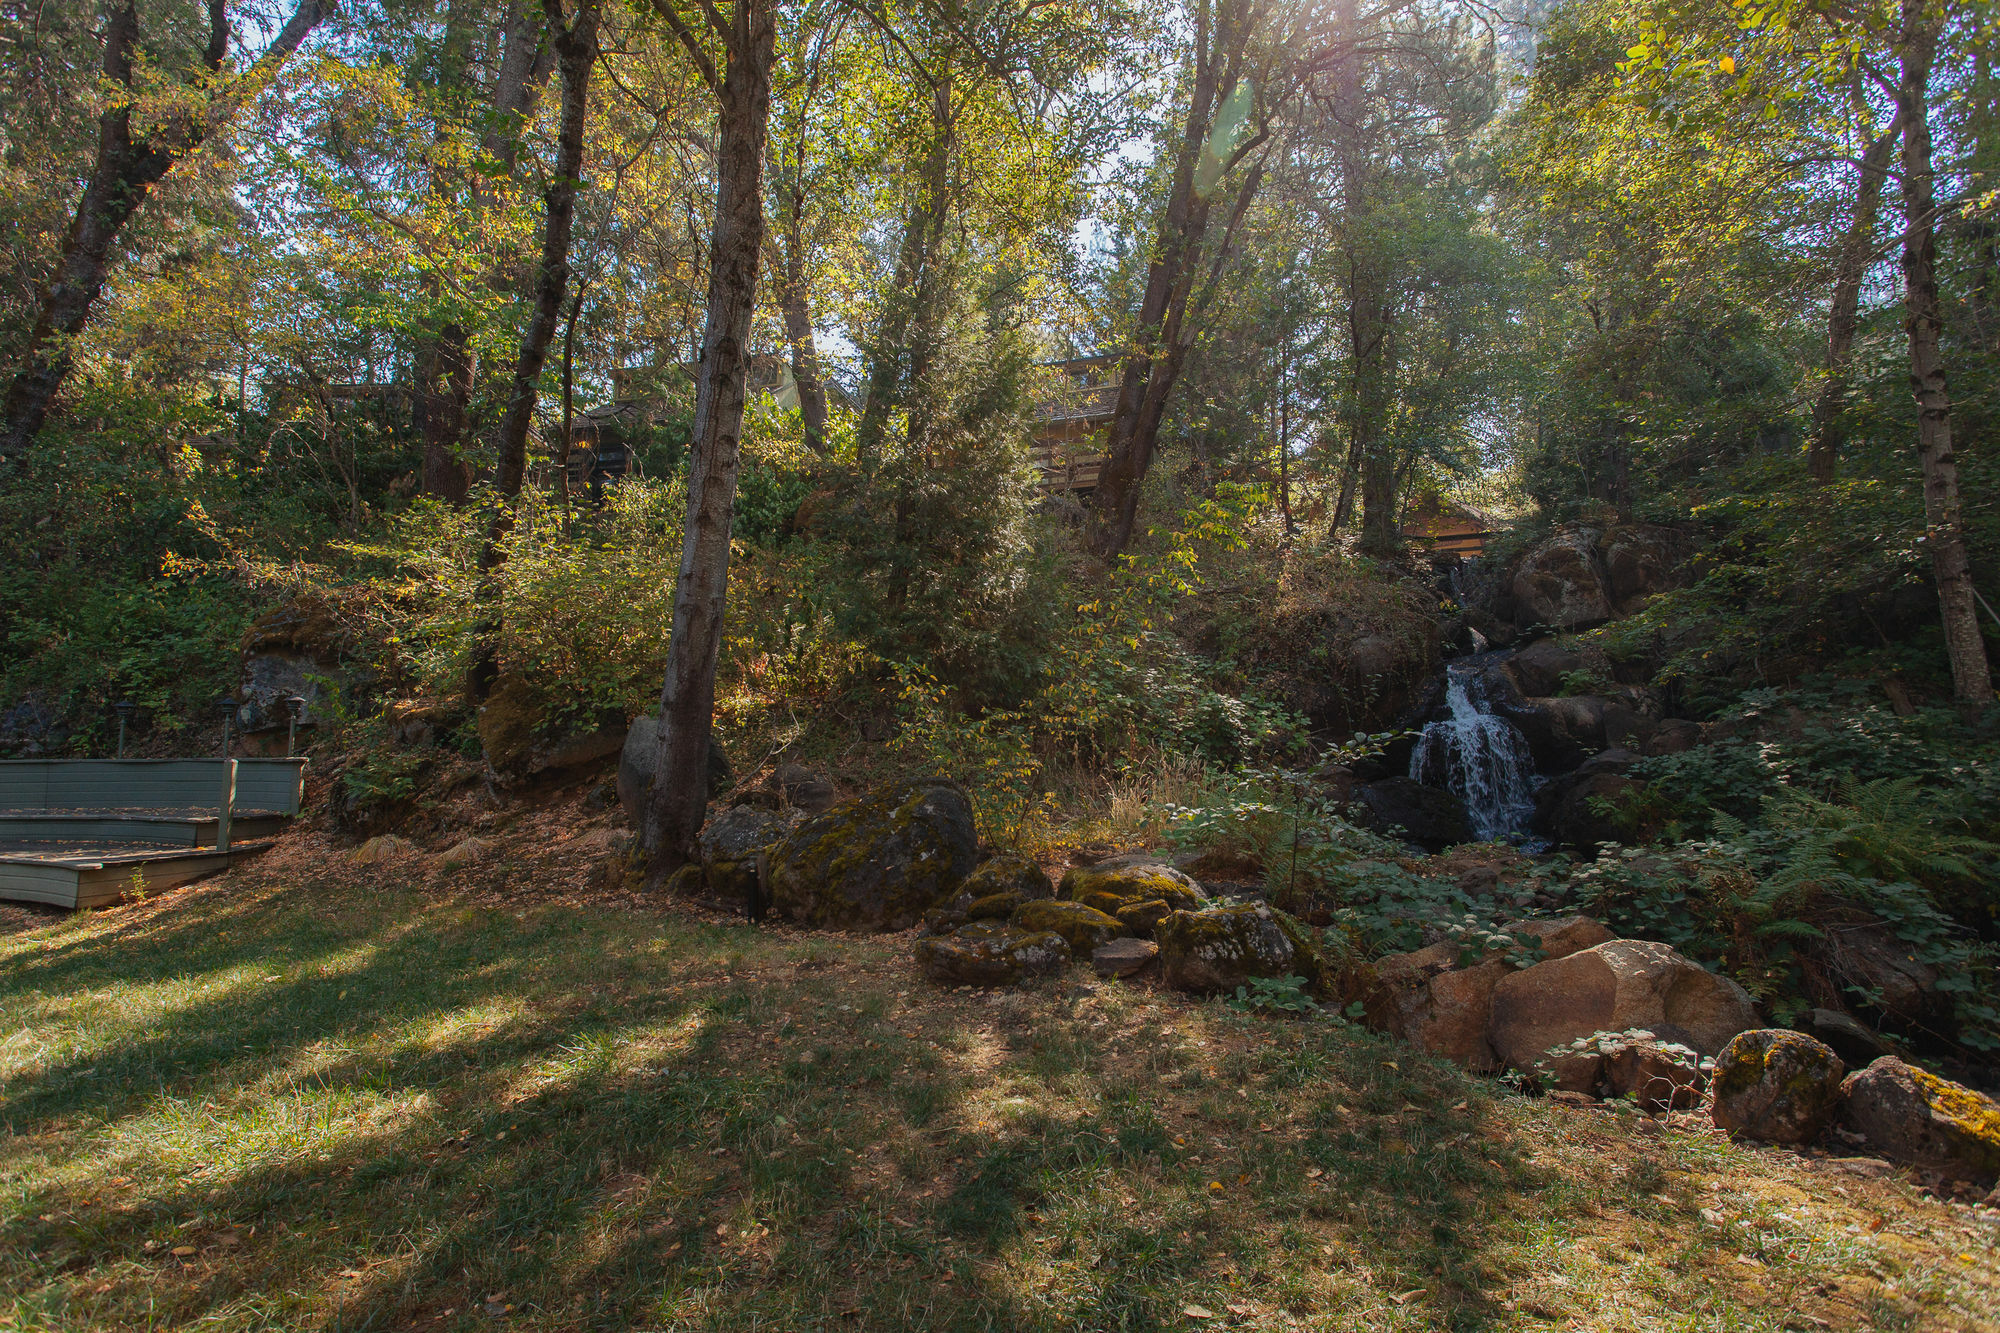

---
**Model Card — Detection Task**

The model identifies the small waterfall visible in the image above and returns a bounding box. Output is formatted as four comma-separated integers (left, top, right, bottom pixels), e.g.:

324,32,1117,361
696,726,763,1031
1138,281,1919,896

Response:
1410,659,1540,841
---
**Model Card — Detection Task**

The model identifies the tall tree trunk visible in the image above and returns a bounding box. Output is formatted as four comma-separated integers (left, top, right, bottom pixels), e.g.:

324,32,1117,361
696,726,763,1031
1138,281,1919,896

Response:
855,77,952,464
1329,432,1362,534
768,221,829,452
1320,0,1400,556
416,326,474,501
1895,1,1993,702
1806,117,1898,483
643,0,776,874
465,0,599,700
418,0,556,502
1089,0,1256,557
0,0,331,463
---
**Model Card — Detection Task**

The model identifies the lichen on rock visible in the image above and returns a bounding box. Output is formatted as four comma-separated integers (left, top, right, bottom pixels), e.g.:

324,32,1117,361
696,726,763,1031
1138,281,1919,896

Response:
1058,863,1205,914
767,780,978,932
1710,1029,1845,1144
915,926,1070,987
1156,901,1333,997
1013,899,1129,954
1839,1056,2000,1183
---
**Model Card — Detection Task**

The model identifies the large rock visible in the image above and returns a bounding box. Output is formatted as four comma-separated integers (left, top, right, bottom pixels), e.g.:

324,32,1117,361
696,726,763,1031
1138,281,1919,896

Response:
1507,696,1613,767
770,763,836,813
1367,917,1614,1071
1156,902,1328,996
1504,639,1586,699
1357,777,1472,849
1602,1031,1706,1111
1058,863,1205,918
617,716,733,822
235,596,351,736
1489,939,1758,1076
1599,524,1686,610
1838,1056,2000,1184
1512,529,1612,629
1533,751,1649,852
924,855,1054,932
479,676,625,782
916,925,1070,987
698,805,798,904
766,780,978,932
1804,1008,1895,1068
1093,937,1160,978
1821,925,1941,1028
1014,899,1129,954
1710,1030,1845,1144
1230,578,1442,731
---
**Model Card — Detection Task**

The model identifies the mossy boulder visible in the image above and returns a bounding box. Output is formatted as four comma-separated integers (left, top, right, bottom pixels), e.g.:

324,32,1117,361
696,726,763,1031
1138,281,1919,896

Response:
1013,899,1129,954
1838,1056,2000,1183
924,855,1053,932
1156,902,1330,997
1711,1030,1846,1144
767,780,978,932
697,806,798,908
1115,899,1175,937
916,926,1070,987
1058,864,1205,914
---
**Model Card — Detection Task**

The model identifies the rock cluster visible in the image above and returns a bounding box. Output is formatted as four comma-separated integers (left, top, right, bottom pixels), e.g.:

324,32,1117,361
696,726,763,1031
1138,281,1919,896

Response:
1366,921,1756,1095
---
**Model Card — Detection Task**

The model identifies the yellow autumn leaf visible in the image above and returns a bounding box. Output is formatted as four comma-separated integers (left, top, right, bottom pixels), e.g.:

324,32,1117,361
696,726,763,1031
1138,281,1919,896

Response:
1720,55,1736,74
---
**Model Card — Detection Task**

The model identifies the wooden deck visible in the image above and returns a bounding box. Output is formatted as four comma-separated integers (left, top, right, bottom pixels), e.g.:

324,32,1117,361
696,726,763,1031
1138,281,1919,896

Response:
0,840,274,909
0,758,305,909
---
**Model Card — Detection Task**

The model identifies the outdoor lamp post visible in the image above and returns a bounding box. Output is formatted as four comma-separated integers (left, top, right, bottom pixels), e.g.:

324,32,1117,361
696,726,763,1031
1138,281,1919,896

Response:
284,695,307,758
218,695,236,758
114,700,135,758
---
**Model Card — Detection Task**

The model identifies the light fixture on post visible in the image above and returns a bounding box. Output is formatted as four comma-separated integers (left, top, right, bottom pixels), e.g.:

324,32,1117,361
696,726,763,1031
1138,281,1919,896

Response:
284,695,308,758
114,700,135,759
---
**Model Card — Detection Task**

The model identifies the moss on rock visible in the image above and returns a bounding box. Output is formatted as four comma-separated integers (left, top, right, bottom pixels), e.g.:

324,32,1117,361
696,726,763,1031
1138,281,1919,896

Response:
1013,899,1129,954
768,780,978,932
1058,864,1205,913
1115,899,1174,937
915,926,1070,987
1157,901,1331,997
923,855,1053,932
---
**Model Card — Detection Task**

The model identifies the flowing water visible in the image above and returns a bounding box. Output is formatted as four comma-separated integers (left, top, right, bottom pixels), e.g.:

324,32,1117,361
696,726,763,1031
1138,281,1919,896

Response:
1409,656,1540,841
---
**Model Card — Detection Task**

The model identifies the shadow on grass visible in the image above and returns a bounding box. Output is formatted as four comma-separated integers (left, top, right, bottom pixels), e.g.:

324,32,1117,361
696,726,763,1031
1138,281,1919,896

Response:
1,878,1569,1331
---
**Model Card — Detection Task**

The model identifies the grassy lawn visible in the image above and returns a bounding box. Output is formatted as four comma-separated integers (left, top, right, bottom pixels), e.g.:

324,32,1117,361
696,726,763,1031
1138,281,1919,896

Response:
2,829,1997,1332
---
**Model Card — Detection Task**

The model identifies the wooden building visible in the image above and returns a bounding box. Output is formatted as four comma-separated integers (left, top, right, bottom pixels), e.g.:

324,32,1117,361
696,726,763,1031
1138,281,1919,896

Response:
1029,356,1121,494
1400,492,1494,556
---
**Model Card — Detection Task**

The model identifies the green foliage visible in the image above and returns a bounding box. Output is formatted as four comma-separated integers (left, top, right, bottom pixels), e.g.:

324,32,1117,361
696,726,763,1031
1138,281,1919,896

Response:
1226,974,1319,1017
339,744,428,808
1537,818,2000,1052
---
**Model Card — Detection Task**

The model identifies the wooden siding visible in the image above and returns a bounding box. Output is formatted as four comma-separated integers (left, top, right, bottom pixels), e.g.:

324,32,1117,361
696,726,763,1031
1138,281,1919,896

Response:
0,812,289,847
0,759,306,815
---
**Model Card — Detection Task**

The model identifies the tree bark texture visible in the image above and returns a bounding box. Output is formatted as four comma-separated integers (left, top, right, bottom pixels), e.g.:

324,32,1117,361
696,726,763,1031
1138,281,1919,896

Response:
769,220,829,451
855,76,952,464
1895,1,1993,701
1322,0,1400,556
0,0,331,463
465,0,598,701
643,0,776,873
1088,0,1255,558
418,0,557,502
1806,118,1898,484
